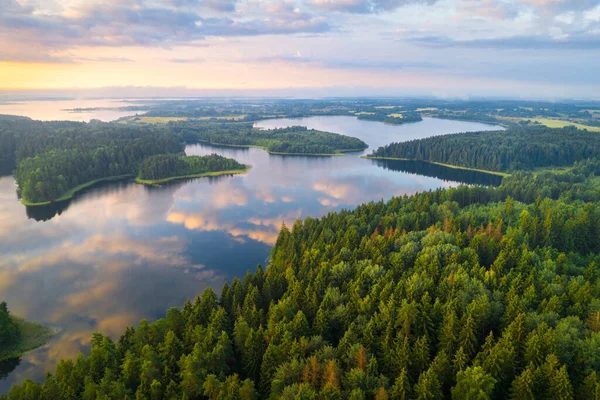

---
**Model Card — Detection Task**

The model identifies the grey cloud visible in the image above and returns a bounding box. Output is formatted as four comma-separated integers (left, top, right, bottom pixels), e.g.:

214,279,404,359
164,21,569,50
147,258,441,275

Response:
169,57,205,63
75,57,136,63
0,0,330,54
306,0,437,13
408,32,600,50
518,0,600,15
0,52,75,64
167,0,237,11
254,54,442,70
202,0,238,12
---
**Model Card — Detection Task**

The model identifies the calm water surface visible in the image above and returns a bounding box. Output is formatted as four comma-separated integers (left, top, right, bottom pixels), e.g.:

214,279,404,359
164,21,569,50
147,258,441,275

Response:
0,115,504,391
0,99,144,122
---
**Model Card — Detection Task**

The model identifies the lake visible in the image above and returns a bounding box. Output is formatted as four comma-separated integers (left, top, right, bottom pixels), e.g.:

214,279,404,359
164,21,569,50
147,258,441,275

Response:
0,99,144,122
0,114,504,392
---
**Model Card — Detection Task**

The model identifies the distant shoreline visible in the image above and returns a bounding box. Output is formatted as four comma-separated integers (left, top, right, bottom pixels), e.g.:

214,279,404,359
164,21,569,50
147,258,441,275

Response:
197,140,367,156
362,156,510,177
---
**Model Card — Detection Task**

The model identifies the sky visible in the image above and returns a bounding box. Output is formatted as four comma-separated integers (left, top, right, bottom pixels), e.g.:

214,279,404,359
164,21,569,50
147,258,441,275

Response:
1,0,599,99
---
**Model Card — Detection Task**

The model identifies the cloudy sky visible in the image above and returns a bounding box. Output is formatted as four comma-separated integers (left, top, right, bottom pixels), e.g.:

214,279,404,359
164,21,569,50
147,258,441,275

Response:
1,0,599,98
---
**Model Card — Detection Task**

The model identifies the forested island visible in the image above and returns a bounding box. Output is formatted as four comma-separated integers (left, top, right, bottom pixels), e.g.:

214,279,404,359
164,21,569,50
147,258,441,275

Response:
5,156,600,399
368,125,600,173
167,122,368,155
136,154,248,185
0,302,52,361
356,111,422,125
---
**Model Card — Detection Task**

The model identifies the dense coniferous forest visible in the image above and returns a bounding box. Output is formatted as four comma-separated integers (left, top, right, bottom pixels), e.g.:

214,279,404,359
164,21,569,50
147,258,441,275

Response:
137,154,247,182
11,123,183,204
0,303,20,356
1,115,366,205
5,160,600,399
167,121,368,154
369,126,600,172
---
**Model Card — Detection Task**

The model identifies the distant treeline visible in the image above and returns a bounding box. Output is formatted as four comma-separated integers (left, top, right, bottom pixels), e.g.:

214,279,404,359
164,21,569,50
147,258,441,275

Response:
357,112,422,125
138,154,246,181
370,126,600,172
168,121,368,154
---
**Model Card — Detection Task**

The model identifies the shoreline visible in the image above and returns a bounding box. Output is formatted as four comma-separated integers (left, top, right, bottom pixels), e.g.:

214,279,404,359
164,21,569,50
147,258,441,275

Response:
21,174,134,207
135,166,250,185
196,140,367,156
0,317,54,361
362,156,510,177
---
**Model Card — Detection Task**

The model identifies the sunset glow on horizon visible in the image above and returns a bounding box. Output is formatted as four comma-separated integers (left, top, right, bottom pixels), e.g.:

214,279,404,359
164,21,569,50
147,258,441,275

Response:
1,0,599,98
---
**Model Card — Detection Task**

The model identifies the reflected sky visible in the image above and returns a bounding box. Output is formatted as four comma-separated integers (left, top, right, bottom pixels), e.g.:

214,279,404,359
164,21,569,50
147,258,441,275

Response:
0,116,504,391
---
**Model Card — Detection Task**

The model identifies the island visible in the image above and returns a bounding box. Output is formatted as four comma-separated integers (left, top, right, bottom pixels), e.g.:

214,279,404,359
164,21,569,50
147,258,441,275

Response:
168,122,369,156
356,110,423,125
0,302,52,361
136,154,249,185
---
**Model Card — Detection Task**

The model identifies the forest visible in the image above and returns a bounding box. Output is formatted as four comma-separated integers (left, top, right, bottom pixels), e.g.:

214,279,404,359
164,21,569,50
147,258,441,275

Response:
368,125,600,172
357,112,422,125
1,115,367,205
0,302,20,358
9,122,183,204
167,121,368,155
5,158,600,399
137,154,247,182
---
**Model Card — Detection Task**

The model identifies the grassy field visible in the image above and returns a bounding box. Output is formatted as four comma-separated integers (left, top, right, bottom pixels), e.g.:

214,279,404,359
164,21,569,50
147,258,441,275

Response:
388,113,404,118
498,117,600,132
136,167,250,185
0,317,54,360
416,107,438,112
532,165,575,175
22,174,134,206
531,118,600,132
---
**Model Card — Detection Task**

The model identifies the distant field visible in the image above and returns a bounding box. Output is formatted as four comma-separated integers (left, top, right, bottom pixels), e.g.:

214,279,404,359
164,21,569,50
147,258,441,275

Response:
388,113,404,118
416,107,438,112
354,112,375,115
499,117,600,132
531,118,600,132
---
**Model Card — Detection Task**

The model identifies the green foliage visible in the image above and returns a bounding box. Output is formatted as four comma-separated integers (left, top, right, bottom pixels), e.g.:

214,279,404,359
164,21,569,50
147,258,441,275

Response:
371,125,600,172
169,121,368,154
0,302,20,352
7,161,600,399
356,111,422,125
7,120,183,203
0,302,52,361
137,154,246,181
